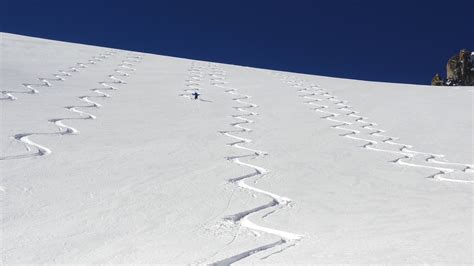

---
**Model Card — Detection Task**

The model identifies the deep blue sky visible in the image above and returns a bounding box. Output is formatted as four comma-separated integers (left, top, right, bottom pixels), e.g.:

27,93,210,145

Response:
2,0,473,84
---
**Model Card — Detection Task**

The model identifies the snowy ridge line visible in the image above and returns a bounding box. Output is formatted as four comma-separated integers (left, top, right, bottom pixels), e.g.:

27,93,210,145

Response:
277,74,473,184
0,54,144,161
209,75,302,265
1,51,116,101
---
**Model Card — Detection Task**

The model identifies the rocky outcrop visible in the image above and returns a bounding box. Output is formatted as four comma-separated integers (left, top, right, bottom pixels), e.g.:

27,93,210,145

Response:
431,73,443,86
432,49,473,86
444,49,473,86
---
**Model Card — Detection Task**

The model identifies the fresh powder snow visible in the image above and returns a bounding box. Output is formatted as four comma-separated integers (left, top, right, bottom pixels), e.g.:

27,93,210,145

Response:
1,33,473,264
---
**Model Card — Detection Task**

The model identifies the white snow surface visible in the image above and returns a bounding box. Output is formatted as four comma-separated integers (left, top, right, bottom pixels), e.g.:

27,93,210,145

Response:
1,33,473,264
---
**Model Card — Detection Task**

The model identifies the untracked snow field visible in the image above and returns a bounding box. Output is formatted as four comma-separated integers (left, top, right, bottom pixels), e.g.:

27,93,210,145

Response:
1,33,473,264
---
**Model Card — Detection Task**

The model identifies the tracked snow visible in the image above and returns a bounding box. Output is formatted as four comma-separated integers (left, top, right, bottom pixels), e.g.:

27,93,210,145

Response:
1,33,473,264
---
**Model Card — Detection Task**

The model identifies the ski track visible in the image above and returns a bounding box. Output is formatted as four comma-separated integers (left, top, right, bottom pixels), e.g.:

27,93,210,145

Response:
274,74,473,184
179,62,217,102
209,71,302,264
179,62,206,99
0,54,144,161
1,51,116,101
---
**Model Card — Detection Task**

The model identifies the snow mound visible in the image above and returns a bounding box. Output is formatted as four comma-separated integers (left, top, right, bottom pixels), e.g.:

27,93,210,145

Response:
1,33,473,264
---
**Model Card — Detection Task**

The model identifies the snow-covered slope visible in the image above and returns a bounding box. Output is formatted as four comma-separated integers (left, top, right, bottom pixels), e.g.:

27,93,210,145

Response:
1,33,473,264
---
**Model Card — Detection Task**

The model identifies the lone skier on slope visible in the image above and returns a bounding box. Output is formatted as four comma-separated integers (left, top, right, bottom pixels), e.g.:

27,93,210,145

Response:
192,91,200,100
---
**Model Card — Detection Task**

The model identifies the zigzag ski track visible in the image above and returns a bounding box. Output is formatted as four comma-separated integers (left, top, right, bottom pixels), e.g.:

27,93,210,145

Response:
274,73,473,184
208,69,302,265
0,54,144,161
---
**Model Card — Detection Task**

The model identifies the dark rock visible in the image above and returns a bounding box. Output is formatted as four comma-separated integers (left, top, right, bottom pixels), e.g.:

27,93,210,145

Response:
431,73,443,86
444,49,473,86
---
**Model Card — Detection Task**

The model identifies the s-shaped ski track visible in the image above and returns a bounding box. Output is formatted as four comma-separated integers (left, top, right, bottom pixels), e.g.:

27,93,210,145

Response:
210,72,302,265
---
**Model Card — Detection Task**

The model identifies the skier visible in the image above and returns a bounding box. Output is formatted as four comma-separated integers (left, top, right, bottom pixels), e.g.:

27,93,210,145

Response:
192,91,200,100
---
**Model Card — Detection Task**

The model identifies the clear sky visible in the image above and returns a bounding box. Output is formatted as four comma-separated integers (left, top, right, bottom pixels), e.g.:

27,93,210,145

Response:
2,0,473,84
